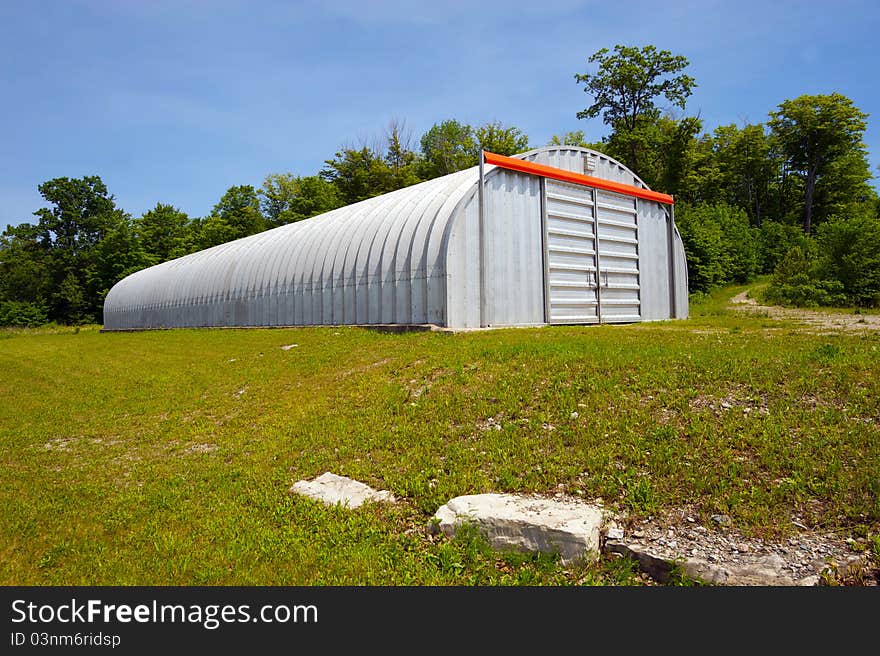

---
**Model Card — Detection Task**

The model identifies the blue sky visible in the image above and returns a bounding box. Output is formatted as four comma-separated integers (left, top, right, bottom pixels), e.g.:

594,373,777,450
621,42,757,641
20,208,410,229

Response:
1,0,878,231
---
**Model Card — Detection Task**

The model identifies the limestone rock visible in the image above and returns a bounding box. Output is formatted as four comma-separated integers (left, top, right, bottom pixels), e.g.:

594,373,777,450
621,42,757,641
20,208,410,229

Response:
433,494,603,565
605,542,676,582
290,472,395,508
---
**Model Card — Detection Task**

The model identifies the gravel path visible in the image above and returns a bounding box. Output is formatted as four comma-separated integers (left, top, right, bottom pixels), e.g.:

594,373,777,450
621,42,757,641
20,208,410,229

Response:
729,291,880,333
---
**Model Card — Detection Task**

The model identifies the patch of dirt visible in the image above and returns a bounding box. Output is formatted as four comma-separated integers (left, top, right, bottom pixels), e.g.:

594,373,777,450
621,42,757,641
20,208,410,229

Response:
612,509,878,585
730,291,880,333
688,393,770,417
185,443,219,454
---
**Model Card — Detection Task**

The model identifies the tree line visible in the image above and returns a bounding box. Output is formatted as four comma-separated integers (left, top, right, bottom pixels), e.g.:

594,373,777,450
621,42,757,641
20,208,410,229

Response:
1,45,878,326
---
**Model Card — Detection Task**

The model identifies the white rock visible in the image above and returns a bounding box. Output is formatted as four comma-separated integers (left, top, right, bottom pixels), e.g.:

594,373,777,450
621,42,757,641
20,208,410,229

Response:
433,494,603,565
606,527,624,541
280,344,299,350
290,472,395,508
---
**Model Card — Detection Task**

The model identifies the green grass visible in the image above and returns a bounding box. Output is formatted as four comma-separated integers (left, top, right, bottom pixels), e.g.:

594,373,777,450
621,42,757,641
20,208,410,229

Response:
1,289,878,585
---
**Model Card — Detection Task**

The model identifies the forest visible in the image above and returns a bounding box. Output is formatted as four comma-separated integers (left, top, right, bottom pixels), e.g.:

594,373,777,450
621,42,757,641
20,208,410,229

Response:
1,44,877,326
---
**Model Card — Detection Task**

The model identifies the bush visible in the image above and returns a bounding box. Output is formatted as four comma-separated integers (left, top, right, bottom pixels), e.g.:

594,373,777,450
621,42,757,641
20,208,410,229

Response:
762,245,847,307
676,202,759,292
815,214,880,307
757,221,810,274
0,300,49,327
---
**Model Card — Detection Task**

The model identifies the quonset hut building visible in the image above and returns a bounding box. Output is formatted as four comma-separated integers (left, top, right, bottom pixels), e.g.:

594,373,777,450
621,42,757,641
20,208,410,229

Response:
103,147,688,331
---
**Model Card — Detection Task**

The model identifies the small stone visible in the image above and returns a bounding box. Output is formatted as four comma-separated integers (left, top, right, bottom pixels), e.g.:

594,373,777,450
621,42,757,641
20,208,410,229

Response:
738,544,751,553
686,516,695,523
570,411,579,419
711,514,731,527
721,401,732,409
606,527,624,541
633,530,645,539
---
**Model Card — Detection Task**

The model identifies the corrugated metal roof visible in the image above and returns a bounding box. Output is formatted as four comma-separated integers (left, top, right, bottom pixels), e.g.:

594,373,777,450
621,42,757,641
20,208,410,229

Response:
104,167,478,329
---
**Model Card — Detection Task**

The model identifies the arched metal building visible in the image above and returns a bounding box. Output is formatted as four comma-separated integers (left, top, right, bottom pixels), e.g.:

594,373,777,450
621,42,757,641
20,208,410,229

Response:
103,146,688,331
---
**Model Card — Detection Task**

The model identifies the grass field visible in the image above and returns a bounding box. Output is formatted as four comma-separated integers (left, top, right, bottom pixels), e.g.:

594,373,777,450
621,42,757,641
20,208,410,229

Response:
1,284,878,585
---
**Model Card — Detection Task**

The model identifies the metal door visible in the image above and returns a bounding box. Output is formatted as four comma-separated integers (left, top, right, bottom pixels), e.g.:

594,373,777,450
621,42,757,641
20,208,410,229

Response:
544,180,599,323
543,181,641,324
595,189,641,322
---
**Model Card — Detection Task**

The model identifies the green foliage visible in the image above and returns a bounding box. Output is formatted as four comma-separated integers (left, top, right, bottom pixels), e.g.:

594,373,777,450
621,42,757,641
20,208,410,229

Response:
675,202,759,292
764,214,880,308
815,214,880,306
8,175,128,323
757,221,810,274
210,185,266,239
474,121,530,156
322,147,394,205
259,173,342,226
547,131,597,148
418,119,477,178
87,217,152,303
0,300,48,327
762,245,846,307
684,123,776,224
383,121,421,191
135,203,194,261
575,45,695,177
769,93,871,233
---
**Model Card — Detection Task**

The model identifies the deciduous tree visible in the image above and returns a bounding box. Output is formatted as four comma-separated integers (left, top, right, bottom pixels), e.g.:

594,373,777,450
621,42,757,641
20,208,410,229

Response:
768,93,870,233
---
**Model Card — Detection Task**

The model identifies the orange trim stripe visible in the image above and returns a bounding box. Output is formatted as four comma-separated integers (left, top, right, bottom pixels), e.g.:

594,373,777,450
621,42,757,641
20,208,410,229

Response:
483,151,674,205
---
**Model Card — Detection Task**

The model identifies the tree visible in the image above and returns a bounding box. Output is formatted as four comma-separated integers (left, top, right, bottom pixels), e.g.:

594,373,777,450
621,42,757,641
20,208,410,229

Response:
815,213,880,306
675,202,759,292
199,185,267,248
383,119,421,191
546,130,603,149
575,45,696,176
321,147,392,205
29,175,124,323
134,203,193,262
87,217,151,305
259,173,342,225
474,121,530,156
418,120,476,178
0,222,51,324
768,93,870,233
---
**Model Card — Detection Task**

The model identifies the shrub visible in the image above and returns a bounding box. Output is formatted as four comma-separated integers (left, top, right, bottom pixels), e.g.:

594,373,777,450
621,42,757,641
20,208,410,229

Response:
762,245,847,307
676,202,759,292
0,300,49,327
757,221,810,274
815,214,880,307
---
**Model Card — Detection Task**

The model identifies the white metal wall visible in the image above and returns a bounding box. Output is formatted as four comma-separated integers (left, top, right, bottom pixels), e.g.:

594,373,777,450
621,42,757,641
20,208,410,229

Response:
482,169,545,327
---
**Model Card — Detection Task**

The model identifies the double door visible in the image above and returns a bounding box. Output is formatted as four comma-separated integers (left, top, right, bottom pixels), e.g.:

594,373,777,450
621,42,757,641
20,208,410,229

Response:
544,179,641,323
